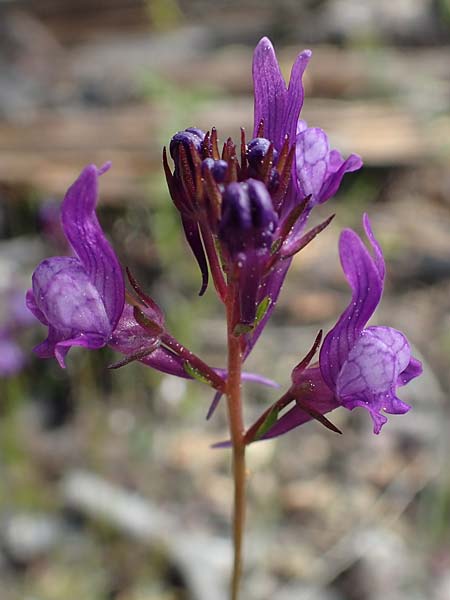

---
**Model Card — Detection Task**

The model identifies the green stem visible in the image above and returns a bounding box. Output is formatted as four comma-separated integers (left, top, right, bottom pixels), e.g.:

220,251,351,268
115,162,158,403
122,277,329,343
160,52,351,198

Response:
226,285,246,600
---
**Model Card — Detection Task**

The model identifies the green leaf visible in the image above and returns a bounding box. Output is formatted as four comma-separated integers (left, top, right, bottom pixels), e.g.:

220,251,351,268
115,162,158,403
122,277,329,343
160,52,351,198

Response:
255,405,279,440
233,297,271,336
255,296,271,325
183,361,212,385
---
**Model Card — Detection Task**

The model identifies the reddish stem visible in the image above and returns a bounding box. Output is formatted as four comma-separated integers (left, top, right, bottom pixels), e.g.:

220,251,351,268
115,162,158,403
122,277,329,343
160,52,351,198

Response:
225,282,246,600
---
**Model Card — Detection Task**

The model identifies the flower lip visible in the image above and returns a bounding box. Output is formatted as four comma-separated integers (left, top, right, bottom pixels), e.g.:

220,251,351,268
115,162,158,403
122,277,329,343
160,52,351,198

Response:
295,123,363,208
32,257,111,339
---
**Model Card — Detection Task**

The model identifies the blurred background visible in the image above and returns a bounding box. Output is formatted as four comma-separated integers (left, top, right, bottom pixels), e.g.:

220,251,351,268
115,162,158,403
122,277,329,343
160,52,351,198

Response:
1,1,450,599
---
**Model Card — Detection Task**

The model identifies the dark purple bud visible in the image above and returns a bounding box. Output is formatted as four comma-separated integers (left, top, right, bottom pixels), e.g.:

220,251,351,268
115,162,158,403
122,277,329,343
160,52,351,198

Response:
219,179,277,257
202,158,228,183
247,179,278,243
219,182,251,255
169,128,205,163
185,127,206,139
247,137,278,168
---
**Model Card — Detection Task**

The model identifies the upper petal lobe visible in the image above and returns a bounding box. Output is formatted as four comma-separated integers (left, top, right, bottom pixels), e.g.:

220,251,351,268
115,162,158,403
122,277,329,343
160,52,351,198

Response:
61,164,124,329
320,216,385,389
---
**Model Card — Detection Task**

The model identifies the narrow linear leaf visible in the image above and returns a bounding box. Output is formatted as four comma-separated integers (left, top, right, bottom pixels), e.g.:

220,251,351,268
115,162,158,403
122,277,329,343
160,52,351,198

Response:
183,361,212,385
255,405,280,440
255,296,271,325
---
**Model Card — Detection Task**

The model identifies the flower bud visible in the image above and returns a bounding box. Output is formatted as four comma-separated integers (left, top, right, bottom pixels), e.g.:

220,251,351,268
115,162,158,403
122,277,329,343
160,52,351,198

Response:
202,157,228,183
219,179,277,257
247,137,278,168
169,128,205,175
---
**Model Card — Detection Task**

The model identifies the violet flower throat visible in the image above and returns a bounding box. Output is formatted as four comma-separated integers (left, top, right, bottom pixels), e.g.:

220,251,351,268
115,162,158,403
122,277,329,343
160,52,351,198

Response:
26,37,421,440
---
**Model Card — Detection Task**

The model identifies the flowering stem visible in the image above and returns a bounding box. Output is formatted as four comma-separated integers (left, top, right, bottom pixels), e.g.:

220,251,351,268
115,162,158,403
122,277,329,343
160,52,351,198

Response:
226,284,246,600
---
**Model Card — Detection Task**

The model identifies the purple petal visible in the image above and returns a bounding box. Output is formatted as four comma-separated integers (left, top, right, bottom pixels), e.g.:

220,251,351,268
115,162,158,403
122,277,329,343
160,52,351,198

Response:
398,356,422,386
285,49,311,146
363,213,385,279
296,128,330,200
253,37,310,150
320,217,384,389
336,327,411,398
241,371,279,388
336,327,413,433
32,257,111,340
253,37,287,147
211,439,232,449
61,164,124,329
33,325,64,360
317,153,362,204
296,126,362,206
181,215,208,296
212,369,279,389
31,256,113,366
26,289,48,326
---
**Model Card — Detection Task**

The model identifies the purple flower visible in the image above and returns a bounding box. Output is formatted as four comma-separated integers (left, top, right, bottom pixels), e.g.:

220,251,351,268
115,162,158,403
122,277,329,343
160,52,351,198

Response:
319,214,422,433
26,163,125,368
244,215,422,443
